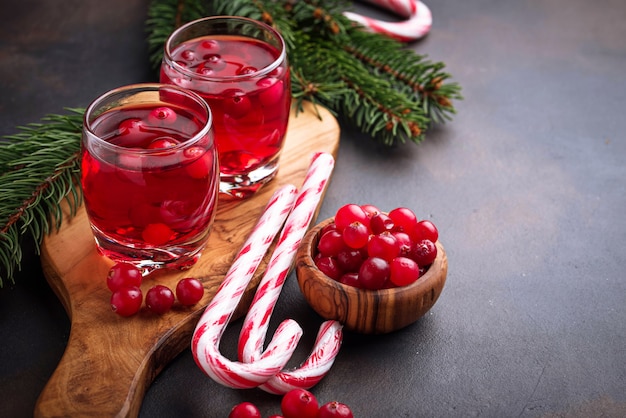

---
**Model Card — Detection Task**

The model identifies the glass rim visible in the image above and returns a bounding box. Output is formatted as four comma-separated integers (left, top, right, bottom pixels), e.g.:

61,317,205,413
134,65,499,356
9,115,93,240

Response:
83,83,213,155
162,15,287,82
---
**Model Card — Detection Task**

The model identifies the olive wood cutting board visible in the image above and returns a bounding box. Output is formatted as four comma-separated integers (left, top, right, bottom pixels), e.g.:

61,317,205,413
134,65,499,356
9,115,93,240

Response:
34,101,340,418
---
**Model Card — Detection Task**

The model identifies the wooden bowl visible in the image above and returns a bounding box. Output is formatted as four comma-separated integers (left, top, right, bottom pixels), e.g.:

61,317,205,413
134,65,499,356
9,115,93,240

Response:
296,218,448,334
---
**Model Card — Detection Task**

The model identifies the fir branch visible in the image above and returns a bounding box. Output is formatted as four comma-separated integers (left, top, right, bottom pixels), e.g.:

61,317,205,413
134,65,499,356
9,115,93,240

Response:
343,27,463,125
205,0,462,145
0,109,84,286
146,0,209,68
211,0,300,50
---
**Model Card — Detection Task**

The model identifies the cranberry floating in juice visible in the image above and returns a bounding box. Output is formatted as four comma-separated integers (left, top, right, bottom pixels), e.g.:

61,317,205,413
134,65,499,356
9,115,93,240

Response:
160,16,291,199
81,83,219,271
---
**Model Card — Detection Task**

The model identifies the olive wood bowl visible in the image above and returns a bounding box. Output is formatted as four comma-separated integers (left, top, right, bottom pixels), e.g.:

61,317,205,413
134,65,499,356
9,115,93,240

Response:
296,218,448,334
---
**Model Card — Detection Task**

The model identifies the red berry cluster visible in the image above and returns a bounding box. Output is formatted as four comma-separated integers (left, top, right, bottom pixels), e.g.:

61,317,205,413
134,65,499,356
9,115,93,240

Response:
229,388,353,418
107,262,205,316
315,204,439,290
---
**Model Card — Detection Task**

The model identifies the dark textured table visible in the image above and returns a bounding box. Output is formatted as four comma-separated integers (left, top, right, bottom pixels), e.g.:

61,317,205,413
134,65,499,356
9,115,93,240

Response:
1,1,625,417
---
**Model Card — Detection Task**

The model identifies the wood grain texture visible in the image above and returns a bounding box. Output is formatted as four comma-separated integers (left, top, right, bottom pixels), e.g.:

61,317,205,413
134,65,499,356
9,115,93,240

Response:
296,218,447,334
34,101,340,418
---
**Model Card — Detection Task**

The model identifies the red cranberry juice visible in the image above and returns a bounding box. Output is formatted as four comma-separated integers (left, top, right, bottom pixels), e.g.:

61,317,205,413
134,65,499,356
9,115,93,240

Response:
160,35,291,175
81,104,218,261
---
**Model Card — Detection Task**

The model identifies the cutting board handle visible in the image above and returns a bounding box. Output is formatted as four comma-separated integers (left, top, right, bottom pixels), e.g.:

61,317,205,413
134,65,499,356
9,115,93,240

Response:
34,308,156,417
34,248,193,417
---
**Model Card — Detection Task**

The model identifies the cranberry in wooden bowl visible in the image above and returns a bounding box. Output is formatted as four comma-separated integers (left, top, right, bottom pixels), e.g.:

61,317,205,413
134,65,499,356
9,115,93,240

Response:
295,206,447,334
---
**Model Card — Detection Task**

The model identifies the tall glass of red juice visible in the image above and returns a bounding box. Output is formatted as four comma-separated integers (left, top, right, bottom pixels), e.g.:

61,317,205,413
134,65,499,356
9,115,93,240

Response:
160,16,291,199
81,83,219,271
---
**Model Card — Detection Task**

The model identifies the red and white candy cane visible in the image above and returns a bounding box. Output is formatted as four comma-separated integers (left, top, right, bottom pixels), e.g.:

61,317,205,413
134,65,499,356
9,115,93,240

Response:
191,184,298,389
238,152,342,393
259,320,344,394
344,0,432,42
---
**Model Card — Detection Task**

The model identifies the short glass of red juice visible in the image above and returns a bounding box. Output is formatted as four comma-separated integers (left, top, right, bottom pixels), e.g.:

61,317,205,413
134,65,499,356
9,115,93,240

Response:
160,16,291,199
81,83,219,271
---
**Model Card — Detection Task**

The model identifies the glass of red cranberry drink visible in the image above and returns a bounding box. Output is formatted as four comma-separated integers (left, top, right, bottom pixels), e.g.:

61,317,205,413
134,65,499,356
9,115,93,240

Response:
81,83,219,271
160,16,291,199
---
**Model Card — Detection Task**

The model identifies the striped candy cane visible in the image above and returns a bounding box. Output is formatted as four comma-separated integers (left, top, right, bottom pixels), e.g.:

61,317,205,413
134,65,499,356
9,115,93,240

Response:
345,0,432,42
238,153,342,393
191,184,298,389
259,320,343,394
193,153,343,392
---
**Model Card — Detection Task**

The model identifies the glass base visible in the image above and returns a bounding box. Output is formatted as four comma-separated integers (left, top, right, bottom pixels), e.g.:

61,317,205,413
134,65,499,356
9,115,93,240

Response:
219,159,280,199
92,228,208,274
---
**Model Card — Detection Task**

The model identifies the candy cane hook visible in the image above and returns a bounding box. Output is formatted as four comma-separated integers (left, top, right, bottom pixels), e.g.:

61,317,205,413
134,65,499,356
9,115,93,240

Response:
191,185,298,389
238,152,343,394
345,0,432,42
259,320,343,394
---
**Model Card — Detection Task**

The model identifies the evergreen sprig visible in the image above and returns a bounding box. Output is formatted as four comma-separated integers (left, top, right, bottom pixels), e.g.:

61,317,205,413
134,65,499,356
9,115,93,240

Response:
146,0,463,145
0,109,84,286
1,0,462,285
146,0,209,68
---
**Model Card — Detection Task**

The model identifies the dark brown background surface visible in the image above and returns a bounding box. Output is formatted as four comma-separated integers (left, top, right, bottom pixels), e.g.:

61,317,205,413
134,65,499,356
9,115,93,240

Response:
1,1,625,417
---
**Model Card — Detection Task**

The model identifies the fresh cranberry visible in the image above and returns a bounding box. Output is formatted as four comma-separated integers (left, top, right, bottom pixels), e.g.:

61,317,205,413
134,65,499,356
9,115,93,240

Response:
118,118,144,136
147,136,179,149
342,221,369,249
222,89,252,119
148,106,177,126
179,49,196,62
336,248,364,272
317,230,346,257
228,401,261,418
367,231,399,261
392,231,412,256
258,77,284,106
388,206,418,233
360,204,381,218
412,219,439,243
142,222,174,245
358,257,390,290
199,39,220,53
315,254,343,281
238,66,258,75
110,286,143,317
339,272,361,288
369,212,394,234
334,204,369,231
184,147,214,179
195,63,216,76
107,262,142,292
204,53,224,66
411,239,438,267
281,389,319,418
320,222,338,236
117,118,149,147
318,401,354,418
196,54,226,73
145,285,175,314
389,257,420,287
176,277,205,306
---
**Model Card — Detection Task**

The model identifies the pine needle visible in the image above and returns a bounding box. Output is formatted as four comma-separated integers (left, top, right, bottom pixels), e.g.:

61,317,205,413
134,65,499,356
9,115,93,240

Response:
0,109,84,286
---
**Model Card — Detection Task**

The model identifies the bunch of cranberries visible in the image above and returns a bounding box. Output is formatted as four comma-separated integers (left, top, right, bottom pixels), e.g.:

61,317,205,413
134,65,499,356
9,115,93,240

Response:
314,203,439,290
229,388,353,418
107,262,205,316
